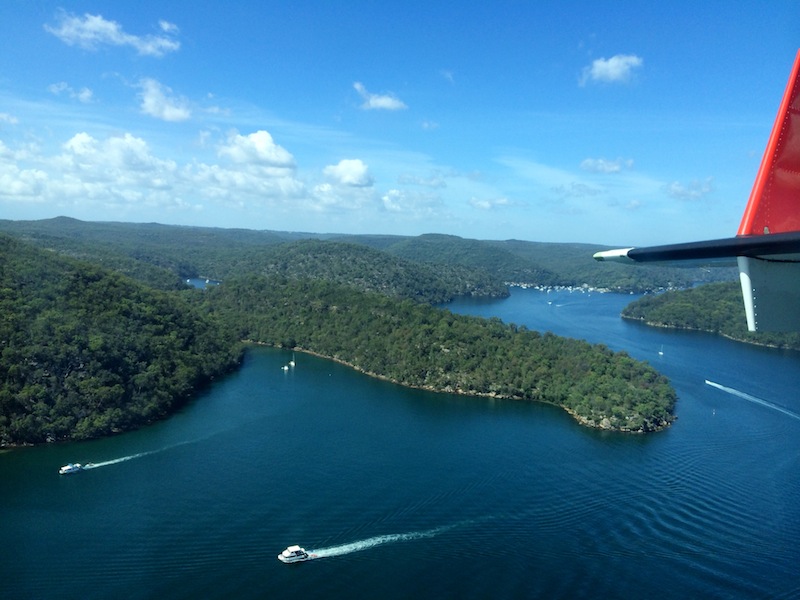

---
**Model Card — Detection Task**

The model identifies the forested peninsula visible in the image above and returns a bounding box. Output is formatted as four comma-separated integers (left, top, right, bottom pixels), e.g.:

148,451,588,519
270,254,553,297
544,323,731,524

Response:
1,219,685,445
206,275,676,432
622,282,800,350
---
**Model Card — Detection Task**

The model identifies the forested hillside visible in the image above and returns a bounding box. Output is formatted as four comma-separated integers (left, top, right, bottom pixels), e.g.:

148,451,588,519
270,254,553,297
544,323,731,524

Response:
205,275,677,432
257,239,506,302
0,218,506,303
622,282,800,350
342,232,735,292
380,233,559,285
0,217,733,297
0,235,242,445
0,219,691,444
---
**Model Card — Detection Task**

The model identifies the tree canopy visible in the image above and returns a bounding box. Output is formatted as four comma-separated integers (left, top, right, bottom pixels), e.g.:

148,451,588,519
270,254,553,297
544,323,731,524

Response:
205,275,677,432
0,219,687,445
0,235,242,445
622,282,800,350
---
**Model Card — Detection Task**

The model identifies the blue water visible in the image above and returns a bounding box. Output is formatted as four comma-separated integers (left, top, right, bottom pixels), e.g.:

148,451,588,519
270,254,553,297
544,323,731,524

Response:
2,288,799,599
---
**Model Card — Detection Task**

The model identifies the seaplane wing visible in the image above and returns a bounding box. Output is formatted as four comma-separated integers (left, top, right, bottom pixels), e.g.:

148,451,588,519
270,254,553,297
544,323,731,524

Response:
595,50,800,332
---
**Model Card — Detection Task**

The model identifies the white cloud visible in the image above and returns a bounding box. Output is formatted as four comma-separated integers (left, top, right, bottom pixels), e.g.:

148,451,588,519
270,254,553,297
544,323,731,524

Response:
580,54,643,86
353,82,408,111
0,129,308,215
218,130,295,169
469,197,510,210
0,127,442,223
159,20,179,34
382,189,405,212
48,81,93,103
580,157,633,173
58,132,178,186
323,159,373,187
664,177,714,200
0,141,48,197
192,161,305,203
0,113,19,125
45,12,180,57
138,78,191,122
381,188,443,216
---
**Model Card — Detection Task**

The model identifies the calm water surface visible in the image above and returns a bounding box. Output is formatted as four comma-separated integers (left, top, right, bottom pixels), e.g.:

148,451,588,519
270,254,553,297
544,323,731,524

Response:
2,288,799,599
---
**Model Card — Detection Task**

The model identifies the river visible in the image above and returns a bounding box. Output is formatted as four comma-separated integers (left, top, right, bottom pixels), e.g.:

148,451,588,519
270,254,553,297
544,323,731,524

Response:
2,288,799,599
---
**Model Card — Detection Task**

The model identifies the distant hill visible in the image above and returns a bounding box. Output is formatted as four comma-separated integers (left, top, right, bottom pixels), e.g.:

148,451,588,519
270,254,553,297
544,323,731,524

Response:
337,231,735,292
256,239,506,303
381,233,559,285
0,218,505,302
0,217,737,299
373,234,734,292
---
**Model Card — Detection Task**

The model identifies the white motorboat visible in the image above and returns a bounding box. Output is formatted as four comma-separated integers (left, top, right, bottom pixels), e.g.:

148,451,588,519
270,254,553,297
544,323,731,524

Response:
58,463,83,475
277,545,314,563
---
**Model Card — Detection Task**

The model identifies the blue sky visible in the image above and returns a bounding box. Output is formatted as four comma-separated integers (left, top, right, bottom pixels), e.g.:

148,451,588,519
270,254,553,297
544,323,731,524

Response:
1,1,798,246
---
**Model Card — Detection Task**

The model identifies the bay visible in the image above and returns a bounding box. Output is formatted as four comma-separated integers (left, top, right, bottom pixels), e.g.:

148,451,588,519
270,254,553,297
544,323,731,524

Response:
2,288,799,599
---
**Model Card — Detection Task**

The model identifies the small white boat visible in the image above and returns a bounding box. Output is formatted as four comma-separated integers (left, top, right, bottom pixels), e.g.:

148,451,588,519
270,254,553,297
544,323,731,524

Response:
277,545,314,563
58,463,83,475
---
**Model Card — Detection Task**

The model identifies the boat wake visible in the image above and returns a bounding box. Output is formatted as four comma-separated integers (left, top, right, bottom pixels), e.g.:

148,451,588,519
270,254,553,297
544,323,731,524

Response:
81,436,211,471
82,451,155,469
705,380,800,422
309,523,459,559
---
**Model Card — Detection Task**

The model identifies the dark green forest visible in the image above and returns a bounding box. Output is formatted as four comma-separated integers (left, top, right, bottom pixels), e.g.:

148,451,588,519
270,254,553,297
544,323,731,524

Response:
0,235,242,445
622,282,800,350
1,219,688,445
204,275,676,432
0,217,730,295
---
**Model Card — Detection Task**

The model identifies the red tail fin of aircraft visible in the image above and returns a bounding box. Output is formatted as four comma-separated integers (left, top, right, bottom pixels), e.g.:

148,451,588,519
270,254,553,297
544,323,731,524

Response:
594,50,800,331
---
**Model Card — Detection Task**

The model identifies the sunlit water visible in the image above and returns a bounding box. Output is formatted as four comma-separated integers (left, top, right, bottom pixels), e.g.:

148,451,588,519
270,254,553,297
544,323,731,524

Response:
2,288,799,599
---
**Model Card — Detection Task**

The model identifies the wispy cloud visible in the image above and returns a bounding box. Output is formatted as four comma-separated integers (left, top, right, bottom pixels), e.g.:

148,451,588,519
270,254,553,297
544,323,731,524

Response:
45,12,180,57
469,196,510,210
138,79,191,122
580,54,643,86
552,182,603,199
0,113,19,125
48,82,93,104
664,177,714,200
353,82,407,111
580,157,633,173
382,188,443,216
158,20,179,35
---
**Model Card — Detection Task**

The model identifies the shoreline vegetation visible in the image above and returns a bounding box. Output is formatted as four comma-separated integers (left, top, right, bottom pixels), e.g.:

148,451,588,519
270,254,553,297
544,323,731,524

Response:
0,219,698,446
255,343,675,433
622,282,800,352
218,276,676,434
0,236,243,447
